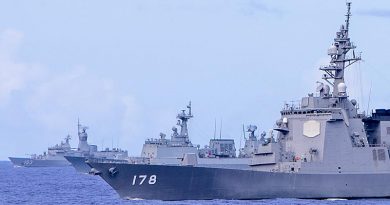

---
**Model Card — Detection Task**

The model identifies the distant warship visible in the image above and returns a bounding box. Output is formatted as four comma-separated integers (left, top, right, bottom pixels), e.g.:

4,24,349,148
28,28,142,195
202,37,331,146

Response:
9,135,72,167
64,121,129,173
138,102,258,168
88,3,390,200
74,102,260,173
9,120,129,169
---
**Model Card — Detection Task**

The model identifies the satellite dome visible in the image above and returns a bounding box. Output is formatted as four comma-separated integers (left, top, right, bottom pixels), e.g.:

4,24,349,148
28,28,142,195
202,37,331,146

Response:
328,45,338,55
351,99,357,106
338,83,347,93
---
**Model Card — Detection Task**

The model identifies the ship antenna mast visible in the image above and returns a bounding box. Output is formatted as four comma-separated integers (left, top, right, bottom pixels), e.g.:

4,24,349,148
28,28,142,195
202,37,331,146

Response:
345,2,351,33
77,118,81,135
175,101,193,144
319,2,361,97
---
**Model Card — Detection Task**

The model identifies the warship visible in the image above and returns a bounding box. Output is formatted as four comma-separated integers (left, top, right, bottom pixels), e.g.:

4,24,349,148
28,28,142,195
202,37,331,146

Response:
77,103,259,173
88,3,390,200
138,102,256,168
9,135,73,167
64,121,129,173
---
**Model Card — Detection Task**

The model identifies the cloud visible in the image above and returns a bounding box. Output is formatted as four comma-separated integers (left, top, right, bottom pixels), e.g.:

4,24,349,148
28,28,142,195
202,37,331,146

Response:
0,29,23,58
23,64,127,133
0,29,133,131
0,28,144,157
357,9,390,18
0,29,27,103
120,96,142,144
237,0,283,16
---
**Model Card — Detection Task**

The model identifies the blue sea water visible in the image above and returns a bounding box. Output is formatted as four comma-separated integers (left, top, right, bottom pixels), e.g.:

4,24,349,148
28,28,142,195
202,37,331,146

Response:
1,161,390,205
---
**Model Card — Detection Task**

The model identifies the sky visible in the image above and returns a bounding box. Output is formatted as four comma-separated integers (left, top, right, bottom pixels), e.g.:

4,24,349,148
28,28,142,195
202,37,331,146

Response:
1,0,390,160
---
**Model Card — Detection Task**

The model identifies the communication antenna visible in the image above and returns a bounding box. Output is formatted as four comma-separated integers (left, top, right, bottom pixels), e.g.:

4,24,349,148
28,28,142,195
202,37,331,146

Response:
367,81,372,115
77,118,80,135
117,135,119,150
239,129,242,150
213,118,217,140
219,119,222,139
242,124,246,140
345,2,352,32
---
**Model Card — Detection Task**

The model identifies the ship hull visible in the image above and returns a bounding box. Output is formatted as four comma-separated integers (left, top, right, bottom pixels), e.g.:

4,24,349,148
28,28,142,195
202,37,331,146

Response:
64,156,91,173
8,157,70,167
88,162,390,200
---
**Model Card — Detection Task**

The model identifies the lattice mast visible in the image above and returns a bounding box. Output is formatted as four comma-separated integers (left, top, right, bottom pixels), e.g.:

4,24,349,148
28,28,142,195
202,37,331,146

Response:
320,2,361,97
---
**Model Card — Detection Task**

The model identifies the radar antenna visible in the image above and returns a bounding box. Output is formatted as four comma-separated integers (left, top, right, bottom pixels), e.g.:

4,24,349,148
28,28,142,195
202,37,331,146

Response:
345,2,351,32
319,2,361,97
173,101,194,144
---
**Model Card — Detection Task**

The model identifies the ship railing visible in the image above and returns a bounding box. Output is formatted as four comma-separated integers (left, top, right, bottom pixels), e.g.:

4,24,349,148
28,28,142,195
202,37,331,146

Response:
369,144,387,148
282,100,302,111
87,157,150,164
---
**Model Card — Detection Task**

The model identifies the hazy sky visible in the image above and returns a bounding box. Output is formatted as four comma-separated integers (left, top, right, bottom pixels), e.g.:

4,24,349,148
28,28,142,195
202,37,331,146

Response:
1,0,390,160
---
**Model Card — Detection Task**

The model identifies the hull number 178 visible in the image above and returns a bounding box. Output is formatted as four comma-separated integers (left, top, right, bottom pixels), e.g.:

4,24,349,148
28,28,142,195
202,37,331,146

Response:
132,175,157,185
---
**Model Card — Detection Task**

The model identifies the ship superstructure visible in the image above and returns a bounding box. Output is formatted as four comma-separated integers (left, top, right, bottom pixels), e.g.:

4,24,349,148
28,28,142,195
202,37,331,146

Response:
140,102,198,164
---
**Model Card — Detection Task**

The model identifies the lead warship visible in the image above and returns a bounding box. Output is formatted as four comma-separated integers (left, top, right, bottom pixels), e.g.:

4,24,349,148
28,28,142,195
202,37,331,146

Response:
88,3,390,200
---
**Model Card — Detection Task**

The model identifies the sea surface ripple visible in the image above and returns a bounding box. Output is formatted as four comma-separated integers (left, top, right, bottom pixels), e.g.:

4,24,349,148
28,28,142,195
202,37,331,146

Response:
1,161,390,205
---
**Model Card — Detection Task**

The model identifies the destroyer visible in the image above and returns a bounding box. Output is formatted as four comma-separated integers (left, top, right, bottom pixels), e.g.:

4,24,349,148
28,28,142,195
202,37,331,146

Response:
85,103,260,173
65,121,129,173
138,102,256,168
88,3,390,200
9,135,72,167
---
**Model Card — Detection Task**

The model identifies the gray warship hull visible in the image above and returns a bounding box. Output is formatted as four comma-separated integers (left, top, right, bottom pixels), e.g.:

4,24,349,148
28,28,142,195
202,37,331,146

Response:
65,155,130,173
8,157,70,167
88,161,390,200
64,156,91,172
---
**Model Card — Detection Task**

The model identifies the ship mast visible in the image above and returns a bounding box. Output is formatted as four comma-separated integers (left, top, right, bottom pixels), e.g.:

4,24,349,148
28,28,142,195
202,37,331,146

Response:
77,119,90,152
64,134,71,144
174,101,193,144
320,2,361,97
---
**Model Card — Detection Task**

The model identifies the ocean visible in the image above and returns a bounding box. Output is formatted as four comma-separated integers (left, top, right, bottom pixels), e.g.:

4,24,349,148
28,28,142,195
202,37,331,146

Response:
1,161,390,205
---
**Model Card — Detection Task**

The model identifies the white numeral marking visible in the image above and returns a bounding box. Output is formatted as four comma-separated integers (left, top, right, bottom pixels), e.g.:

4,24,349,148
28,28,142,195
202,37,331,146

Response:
139,175,147,185
148,175,157,184
131,175,157,186
132,175,137,185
